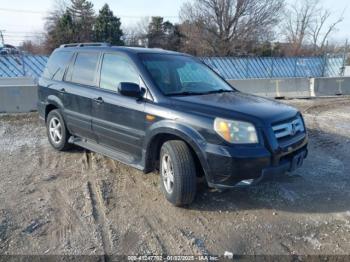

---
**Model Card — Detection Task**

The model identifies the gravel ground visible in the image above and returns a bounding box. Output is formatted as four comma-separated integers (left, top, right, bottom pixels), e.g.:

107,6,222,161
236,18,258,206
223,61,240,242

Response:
0,97,350,258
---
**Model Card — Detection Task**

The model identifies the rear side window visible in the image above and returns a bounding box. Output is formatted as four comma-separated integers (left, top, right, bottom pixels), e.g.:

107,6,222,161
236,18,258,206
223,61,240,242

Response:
67,52,99,86
99,53,139,92
43,51,72,80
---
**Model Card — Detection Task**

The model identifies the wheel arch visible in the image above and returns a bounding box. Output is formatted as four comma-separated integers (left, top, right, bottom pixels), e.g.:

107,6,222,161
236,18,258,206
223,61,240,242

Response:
44,95,64,122
143,122,209,180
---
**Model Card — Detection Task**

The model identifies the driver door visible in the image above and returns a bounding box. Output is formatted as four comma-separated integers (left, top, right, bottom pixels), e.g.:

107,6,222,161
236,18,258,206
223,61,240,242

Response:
91,53,146,162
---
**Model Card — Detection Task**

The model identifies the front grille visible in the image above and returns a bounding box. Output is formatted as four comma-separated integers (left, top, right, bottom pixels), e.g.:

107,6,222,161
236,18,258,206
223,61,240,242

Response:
272,116,305,142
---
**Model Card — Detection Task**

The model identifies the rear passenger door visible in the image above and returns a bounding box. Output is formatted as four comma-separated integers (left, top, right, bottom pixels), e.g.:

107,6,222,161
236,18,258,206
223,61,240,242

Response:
91,53,146,162
63,51,100,141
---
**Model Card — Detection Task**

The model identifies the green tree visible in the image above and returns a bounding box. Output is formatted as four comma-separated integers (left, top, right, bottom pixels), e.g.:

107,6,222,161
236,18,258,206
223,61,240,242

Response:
57,11,75,43
68,0,95,42
46,10,75,51
94,4,124,45
167,24,183,51
147,17,183,50
147,16,165,48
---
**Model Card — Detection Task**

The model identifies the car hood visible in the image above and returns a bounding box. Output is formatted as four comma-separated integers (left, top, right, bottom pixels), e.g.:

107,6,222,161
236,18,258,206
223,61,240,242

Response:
170,91,298,126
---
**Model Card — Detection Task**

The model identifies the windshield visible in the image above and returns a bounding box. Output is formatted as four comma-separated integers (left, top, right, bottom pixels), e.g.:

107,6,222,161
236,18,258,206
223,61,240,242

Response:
139,53,234,96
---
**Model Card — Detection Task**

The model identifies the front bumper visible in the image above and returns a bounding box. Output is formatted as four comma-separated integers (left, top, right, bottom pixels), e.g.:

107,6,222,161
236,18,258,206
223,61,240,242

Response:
205,132,308,189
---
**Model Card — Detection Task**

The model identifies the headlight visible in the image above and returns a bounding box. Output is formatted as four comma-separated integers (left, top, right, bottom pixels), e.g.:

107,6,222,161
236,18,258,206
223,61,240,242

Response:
214,118,258,144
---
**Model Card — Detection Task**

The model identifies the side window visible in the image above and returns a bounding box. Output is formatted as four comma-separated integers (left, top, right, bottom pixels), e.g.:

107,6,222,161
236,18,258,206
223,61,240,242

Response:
100,53,139,92
68,52,99,86
43,51,73,80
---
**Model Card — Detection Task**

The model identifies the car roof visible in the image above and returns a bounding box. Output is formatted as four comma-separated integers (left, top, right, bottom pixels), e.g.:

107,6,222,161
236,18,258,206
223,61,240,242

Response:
56,44,186,56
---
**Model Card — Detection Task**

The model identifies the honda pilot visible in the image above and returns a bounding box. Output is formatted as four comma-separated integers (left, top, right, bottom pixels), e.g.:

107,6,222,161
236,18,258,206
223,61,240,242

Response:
38,43,308,206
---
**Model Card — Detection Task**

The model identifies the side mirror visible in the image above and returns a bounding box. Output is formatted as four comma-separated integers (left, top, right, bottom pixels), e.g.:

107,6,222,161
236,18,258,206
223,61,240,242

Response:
118,82,142,98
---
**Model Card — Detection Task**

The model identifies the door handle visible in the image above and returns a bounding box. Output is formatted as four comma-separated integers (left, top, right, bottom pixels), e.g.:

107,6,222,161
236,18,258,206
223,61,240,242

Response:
93,97,104,104
58,88,66,93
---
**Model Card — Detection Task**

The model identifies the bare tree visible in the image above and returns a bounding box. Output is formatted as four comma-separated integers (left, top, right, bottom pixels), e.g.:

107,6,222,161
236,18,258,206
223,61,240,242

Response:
283,0,344,55
19,40,48,55
45,0,69,33
124,17,150,47
44,0,70,51
283,0,316,55
310,9,344,54
179,0,285,56
178,20,213,56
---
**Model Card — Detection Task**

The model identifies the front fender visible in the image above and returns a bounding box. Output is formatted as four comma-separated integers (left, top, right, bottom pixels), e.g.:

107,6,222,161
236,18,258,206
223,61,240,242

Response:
143,120,211,179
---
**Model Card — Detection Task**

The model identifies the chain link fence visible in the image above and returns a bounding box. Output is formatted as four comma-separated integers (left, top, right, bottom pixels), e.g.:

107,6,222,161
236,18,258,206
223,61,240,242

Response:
0,54,347,81
200,55,346,80
0,55,47,81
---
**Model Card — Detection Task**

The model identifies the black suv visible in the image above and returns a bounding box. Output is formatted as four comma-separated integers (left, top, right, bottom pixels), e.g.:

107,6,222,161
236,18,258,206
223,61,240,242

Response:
38,43,308,206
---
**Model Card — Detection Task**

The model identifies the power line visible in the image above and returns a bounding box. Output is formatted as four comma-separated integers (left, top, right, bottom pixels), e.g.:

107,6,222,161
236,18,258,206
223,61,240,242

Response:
4,31,137,36
2,30,45,34
3,32,45,36
0,8,45,14
3,36,44,39
0,8,179,19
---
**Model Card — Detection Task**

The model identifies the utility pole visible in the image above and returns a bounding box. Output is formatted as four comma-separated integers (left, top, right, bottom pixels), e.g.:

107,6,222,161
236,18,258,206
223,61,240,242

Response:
322,40,329,77
341,39,348,76
0,30,5,47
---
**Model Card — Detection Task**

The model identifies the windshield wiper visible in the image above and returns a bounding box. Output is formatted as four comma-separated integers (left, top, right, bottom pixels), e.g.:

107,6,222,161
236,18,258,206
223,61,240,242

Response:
166,89,234,96
166,91,207,96
203,89,234,94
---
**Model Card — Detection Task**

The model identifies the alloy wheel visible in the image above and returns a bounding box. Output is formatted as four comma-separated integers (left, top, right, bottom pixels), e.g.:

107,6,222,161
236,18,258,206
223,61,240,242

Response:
49,116,62,144
161,153,175,194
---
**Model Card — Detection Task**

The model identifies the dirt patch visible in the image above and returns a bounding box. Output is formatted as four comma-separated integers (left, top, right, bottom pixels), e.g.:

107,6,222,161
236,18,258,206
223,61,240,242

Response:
0,98,350,256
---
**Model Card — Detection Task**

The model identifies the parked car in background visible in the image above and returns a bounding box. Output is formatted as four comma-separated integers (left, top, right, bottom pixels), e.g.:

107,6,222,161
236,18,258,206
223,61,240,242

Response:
38,43,308,206
0,44,21,55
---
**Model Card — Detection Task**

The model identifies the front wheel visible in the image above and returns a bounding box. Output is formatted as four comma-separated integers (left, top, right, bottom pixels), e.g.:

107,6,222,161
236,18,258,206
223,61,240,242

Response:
160,140,197,206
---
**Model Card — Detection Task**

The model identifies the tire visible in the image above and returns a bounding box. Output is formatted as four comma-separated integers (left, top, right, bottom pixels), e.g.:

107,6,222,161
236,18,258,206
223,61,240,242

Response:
159,140,197,206
46,109,71,151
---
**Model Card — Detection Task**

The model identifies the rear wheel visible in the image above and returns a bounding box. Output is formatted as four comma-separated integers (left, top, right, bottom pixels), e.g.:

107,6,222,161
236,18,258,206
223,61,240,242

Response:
46,109,71,151
160,140,197,206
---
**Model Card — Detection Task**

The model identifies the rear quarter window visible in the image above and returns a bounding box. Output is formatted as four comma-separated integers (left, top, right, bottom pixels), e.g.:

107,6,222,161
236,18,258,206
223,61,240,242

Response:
42,51,73,80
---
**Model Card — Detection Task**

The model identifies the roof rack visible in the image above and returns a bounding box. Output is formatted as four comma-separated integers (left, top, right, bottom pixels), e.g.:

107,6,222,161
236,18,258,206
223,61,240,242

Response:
59,42,111,48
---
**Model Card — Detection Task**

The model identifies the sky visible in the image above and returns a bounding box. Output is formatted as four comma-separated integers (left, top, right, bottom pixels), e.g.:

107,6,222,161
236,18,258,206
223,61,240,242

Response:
0,0,349,46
